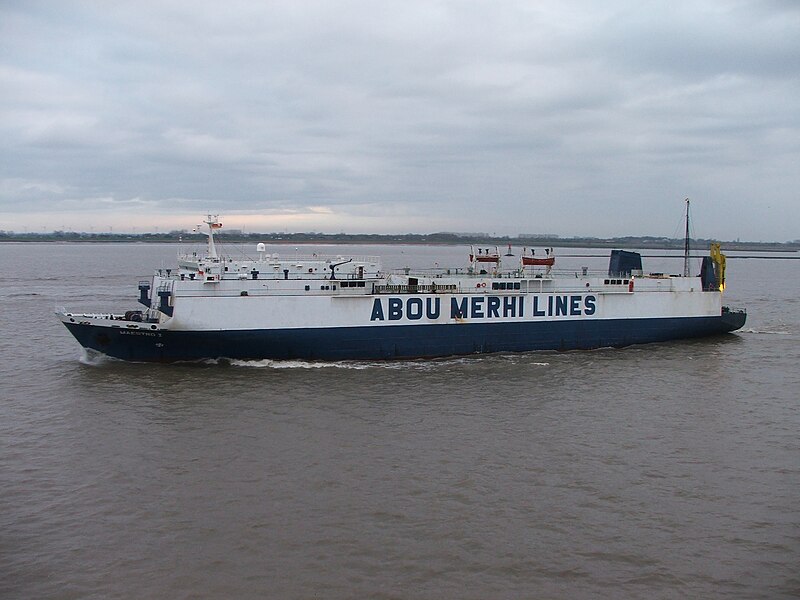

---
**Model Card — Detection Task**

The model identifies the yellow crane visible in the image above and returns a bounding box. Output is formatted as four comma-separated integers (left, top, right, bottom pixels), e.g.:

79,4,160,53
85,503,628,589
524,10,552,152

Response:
710,243,726,292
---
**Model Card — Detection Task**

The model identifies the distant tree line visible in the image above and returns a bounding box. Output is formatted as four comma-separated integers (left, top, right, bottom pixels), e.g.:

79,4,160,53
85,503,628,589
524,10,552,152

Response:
0,229,797,251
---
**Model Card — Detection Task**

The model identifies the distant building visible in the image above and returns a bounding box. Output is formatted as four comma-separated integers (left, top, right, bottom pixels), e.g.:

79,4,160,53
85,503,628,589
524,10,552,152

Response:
442,232,490,237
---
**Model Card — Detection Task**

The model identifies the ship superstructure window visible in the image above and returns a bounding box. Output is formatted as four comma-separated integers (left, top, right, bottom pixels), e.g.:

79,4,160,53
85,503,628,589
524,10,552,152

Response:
492,282,521,290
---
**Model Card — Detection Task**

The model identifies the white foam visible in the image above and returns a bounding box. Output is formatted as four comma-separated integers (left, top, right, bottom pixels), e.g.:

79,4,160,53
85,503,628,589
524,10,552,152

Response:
228,358,371,369
741,328,790,335
78,348,111,366
225,356,492,371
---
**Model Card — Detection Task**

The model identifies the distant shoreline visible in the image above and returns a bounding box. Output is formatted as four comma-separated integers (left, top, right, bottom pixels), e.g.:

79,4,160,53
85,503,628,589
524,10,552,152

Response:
1,232,796,253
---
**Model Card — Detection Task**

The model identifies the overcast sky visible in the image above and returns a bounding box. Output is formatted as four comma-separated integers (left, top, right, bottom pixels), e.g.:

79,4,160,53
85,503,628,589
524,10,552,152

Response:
1,1,798,240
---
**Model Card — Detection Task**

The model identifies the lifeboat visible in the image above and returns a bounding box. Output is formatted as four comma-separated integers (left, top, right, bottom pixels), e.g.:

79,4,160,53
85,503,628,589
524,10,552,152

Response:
522,256,555,266
469,246,500,263
521,247,555,267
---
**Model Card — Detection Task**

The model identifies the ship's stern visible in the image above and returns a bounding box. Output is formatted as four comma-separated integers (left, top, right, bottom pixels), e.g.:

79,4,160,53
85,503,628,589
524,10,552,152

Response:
720,306,747,332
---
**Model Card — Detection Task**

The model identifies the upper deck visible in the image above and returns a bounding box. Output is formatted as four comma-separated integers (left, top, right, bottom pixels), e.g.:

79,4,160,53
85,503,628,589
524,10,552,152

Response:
151,215,717,299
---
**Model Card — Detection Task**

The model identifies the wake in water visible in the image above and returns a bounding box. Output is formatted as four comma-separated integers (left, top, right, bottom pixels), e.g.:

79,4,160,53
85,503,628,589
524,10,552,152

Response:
741,328,791,335
225,357,458,371
227,358,372,370
73,350,552,370
222,354,551,370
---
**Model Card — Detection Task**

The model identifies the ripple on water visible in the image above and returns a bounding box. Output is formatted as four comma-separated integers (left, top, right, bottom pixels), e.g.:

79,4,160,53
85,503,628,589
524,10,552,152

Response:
3,244,799,599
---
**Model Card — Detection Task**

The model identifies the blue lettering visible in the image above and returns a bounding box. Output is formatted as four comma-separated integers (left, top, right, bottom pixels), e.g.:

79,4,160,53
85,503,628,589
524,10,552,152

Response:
407,297,423,320
570,295,582,316
584,295,596,316
388,297,403,320
487,296,500,318
555,295,569,316
451,297,468,319
519,295,524,317
471,296,485,318
548,295,553,316
426,297,441,319
533,295,545,317
370,299,385,321
504,295,517,317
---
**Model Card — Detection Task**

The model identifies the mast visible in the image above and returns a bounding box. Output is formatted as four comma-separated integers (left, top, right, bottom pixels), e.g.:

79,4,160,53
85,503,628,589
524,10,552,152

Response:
203,214,221,260
683,198,690,277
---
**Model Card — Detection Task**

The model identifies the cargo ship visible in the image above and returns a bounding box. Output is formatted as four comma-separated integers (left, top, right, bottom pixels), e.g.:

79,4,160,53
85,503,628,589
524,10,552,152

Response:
57,215,746,362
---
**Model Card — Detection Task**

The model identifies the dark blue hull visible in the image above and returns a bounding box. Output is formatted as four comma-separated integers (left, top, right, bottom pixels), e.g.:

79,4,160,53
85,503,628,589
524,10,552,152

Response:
63,310,746,362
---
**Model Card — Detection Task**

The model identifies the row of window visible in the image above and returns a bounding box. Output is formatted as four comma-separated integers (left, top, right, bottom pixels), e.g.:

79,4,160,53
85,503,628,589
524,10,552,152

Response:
246,280,632,294
298,283,369,291
254,279,633,294
491,282,522,290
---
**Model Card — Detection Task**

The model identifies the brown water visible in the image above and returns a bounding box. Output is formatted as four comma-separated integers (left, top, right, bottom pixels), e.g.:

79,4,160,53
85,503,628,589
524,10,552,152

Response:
1,243,798,599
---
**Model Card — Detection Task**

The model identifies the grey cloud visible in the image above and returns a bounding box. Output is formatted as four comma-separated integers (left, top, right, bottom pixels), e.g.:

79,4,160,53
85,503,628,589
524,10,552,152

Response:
0,0,798,240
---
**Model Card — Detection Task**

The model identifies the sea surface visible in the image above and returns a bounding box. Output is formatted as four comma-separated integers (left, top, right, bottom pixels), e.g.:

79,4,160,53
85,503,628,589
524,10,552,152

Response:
1,242,798,599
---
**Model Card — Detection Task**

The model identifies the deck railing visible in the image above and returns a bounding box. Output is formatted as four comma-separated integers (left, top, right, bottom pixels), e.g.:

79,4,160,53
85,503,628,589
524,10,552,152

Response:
374,284,460,294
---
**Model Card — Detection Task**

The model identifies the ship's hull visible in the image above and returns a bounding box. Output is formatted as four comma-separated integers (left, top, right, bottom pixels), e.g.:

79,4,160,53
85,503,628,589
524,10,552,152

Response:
62,310,746,362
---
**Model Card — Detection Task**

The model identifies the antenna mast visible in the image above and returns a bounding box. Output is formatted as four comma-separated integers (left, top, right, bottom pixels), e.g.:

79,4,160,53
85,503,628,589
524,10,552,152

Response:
203,214,221,260
683,198,690,277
